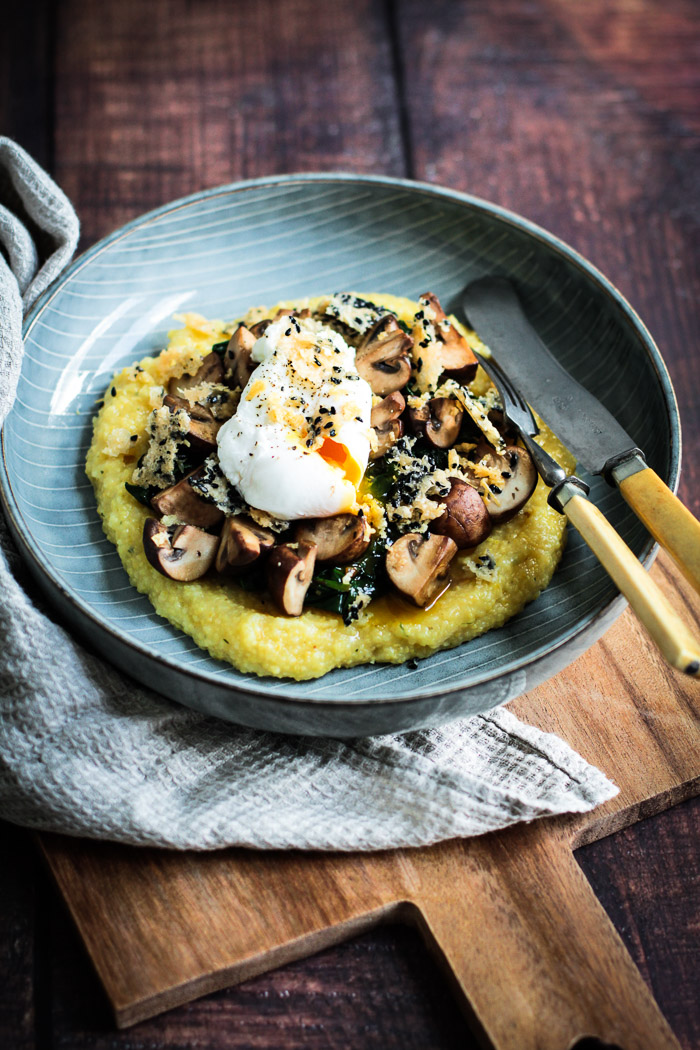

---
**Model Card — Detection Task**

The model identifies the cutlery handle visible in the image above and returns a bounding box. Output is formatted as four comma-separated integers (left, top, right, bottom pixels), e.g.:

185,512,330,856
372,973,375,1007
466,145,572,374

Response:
615,465,700,595
561,490,700,677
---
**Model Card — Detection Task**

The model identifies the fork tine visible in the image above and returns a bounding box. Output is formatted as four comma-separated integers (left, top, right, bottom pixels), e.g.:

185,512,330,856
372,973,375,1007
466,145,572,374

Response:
473,349,536,432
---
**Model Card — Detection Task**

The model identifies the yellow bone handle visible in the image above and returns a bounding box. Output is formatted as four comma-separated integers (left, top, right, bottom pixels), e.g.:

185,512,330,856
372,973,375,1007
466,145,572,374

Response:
563,492,700,677
616,466,700,595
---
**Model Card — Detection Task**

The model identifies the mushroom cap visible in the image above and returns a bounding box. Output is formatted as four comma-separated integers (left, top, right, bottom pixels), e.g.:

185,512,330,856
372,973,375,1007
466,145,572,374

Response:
370,392,406,459
266,542,317,616
293,513,371,565
430,479,492,549
150,468,224,528
370,391,405,428
481,445,538,524
167,352,225,398
215,515,276,573
355,316,413,396
225,325,257,388
408,397,463,449
249,318,272,338
143,518,219,582
385,532,457,608
370,418,404,460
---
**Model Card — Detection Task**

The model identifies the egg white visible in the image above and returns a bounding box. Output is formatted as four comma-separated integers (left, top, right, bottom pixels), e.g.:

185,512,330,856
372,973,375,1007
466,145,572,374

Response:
217,315,373,519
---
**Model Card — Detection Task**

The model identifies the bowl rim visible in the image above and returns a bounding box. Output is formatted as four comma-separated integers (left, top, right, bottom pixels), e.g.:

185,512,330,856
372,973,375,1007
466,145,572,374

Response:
1,171,681,710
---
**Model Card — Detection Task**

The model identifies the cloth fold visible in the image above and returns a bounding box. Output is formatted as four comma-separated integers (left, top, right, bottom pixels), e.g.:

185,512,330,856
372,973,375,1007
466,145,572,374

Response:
0,138,617,851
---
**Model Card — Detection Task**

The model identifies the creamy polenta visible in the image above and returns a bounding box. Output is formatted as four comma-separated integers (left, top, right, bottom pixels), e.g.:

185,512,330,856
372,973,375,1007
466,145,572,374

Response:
86,294,574,680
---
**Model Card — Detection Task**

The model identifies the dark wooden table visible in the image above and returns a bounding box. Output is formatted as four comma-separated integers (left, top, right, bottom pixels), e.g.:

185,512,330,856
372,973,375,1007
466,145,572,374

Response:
2,1,699,1047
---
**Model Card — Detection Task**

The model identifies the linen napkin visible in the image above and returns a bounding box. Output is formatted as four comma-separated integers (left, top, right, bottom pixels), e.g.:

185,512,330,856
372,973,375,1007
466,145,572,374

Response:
0,138,617,851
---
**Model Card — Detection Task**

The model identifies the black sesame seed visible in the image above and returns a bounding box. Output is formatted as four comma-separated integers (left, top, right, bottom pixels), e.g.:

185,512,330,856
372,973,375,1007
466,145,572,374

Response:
111,387,116,397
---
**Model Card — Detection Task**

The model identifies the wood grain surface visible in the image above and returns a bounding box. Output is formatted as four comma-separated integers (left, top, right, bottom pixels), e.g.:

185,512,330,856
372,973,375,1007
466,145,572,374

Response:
35,553,700,1048
2,0,699,1047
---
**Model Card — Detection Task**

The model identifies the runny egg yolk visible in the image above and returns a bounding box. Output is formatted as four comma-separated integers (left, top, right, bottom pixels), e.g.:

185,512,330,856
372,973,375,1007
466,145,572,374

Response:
216,315,374,520
318,437,364,488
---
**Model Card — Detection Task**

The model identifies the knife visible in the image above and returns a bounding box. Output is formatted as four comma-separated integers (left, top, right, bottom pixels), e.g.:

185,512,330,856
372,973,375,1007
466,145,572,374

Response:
473,349,700,678
462,276,700,596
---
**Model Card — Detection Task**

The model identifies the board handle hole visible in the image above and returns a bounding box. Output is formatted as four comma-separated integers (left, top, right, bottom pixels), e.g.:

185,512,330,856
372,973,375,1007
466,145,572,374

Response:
570,1039,625,1050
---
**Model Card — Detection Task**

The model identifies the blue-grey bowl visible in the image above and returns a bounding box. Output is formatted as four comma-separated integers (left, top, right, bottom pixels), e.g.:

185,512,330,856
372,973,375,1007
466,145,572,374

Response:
0,174,679,736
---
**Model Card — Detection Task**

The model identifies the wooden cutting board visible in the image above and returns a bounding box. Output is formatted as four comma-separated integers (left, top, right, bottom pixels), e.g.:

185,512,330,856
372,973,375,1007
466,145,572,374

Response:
38,550,700,1050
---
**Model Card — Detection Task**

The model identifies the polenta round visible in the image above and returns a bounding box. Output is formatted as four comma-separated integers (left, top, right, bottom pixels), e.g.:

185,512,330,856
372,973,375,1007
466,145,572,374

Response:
86,294,574,680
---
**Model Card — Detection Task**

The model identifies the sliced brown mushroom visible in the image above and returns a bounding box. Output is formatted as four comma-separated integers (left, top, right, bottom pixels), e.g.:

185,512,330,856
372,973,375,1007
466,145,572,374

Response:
215,515,276,573
266,542,317,616
370,391,405,460
386,532,457,608
249,318,272,338
479,446,538,524
143,518,219,581
355,315,413,396
163,394,221,452
150,467,224,528
408,397,463,449
293,512,371,565
167,352,225,398
274,307,311,320
224,325,257,388
418,292,478,385
430,479,492,549
487,407,518,443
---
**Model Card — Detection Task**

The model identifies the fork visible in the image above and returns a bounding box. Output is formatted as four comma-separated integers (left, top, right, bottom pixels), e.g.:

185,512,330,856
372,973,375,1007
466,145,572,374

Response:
473,350,700,678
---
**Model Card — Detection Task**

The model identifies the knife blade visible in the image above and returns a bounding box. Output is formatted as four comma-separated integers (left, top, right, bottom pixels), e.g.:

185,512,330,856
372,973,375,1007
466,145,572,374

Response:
462,276,638,476
462,276,700,595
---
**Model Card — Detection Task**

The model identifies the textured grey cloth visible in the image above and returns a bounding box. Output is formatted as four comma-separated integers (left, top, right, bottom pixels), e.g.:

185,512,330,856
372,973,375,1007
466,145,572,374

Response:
0,138,618,851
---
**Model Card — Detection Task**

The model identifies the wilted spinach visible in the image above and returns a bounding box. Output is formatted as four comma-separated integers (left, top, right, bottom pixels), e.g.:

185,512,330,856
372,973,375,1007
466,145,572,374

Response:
124,482,157,508
306,541,387,625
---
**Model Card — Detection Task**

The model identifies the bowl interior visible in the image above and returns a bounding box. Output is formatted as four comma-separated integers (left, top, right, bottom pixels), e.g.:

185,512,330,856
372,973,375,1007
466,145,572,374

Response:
1,176,676,704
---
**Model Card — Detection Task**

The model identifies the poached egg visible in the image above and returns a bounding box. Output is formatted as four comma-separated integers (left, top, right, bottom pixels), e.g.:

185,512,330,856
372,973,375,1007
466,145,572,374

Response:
217,314,373,519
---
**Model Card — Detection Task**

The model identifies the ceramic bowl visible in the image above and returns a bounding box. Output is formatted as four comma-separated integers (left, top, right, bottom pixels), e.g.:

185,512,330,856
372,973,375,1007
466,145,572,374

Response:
0,175,679,736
